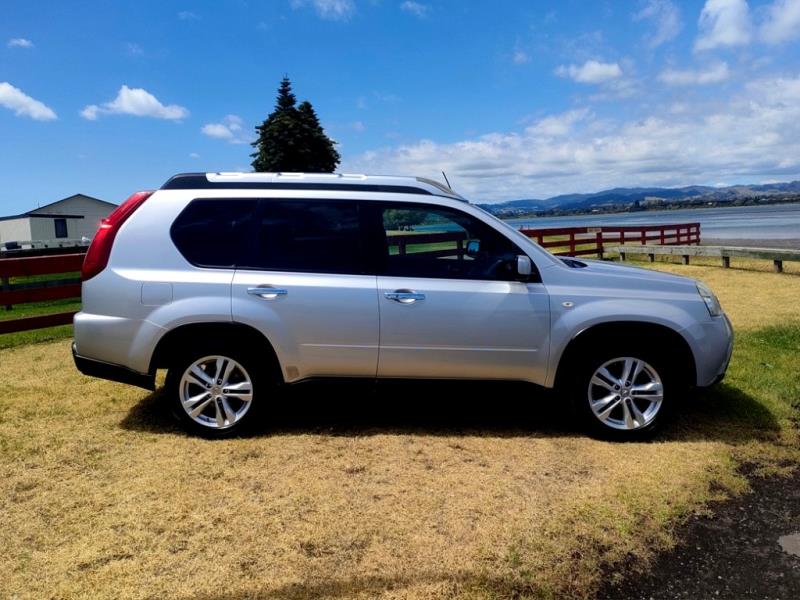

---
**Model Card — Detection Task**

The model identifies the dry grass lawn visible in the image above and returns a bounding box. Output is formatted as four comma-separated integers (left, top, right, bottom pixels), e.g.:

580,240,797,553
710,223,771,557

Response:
1,263,798,599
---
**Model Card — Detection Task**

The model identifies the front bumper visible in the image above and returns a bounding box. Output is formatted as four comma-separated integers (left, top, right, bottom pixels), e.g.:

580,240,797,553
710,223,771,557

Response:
704,314,734,386
72,342,155,390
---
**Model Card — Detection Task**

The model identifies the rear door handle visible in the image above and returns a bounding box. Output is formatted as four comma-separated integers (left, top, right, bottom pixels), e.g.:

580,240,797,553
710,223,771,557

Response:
247,286,288,300
384,289,425,304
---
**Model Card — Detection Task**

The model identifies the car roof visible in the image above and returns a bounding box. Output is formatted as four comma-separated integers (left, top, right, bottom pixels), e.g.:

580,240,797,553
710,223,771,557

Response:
160,172,468,202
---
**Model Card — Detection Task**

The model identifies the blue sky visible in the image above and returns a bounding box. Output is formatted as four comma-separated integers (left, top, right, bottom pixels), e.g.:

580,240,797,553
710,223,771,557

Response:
2,0,800,212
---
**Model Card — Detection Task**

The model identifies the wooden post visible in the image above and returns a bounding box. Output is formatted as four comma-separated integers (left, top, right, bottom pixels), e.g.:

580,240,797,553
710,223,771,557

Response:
641,230,646,245
774,260,783,273
682,255,690,265
569,232,576,256
596,231,603,259
1,275,11,311
660,227,665,245
722,256,730,268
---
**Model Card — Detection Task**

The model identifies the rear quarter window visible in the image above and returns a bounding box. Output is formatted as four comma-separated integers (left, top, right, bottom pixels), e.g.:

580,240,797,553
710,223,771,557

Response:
170,199,257,268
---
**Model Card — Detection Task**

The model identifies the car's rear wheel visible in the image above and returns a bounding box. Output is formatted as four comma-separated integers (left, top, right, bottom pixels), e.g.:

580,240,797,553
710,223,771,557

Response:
166,347,264,437
569,347,673,439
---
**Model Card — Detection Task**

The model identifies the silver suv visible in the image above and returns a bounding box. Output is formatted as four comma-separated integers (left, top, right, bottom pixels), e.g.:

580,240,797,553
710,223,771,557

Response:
73,172,733,439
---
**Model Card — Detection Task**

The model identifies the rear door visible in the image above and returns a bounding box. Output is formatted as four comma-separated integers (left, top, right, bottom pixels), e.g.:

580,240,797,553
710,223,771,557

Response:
368,201,550,383
231,199,379,382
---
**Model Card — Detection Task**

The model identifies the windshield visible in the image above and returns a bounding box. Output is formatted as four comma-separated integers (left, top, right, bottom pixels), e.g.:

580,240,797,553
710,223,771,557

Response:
471,204,562,265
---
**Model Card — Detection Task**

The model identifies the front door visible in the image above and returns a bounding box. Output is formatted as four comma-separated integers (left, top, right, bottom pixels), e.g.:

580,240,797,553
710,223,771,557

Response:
370,202,550,384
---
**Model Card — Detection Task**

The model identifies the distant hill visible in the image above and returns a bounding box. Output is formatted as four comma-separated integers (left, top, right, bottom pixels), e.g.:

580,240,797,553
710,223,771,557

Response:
479,181,800,215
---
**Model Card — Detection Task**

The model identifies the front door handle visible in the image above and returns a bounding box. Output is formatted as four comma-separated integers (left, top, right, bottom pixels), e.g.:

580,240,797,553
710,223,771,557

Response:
384,289,425,304
247,286,288,300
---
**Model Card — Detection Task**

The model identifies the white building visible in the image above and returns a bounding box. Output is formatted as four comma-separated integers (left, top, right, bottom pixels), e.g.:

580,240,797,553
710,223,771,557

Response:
0,194,116,248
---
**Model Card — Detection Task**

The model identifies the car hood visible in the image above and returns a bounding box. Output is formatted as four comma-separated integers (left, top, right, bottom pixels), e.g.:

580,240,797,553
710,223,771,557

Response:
549,257,699,292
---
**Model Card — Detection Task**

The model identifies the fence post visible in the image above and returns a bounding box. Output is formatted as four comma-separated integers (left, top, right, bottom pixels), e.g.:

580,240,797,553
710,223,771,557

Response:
596,231,603,259
1,275,11,311
569,232,576,255
660,227,665,245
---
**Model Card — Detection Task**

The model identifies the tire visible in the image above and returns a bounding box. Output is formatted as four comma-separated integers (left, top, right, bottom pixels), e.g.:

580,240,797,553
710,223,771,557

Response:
165,343,269,438
565,345,675,440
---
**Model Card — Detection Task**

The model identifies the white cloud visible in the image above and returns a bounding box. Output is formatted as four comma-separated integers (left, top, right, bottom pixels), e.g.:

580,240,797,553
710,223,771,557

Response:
400,1,429,18
178,11,200,20
526,108,590,137
291,0,355,20
634,0,682,48
190,152,201,159
343,74,800,201
201,114,249,143
7,38,34,48
658,61,730,85
0,82,56,120
760,0,800,44
512,49,530,65
695,0,751,51
555,60,623,83
81,85,189,120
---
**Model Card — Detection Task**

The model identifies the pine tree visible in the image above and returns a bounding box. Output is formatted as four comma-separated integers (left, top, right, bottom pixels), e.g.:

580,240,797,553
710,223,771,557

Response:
250,77,340,173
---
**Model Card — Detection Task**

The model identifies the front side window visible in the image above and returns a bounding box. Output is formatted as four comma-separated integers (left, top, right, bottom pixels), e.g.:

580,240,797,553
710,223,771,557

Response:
240,200,364,274
372,202,527,281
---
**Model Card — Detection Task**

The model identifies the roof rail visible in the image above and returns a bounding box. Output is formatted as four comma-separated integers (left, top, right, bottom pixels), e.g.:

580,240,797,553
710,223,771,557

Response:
159,172,467,201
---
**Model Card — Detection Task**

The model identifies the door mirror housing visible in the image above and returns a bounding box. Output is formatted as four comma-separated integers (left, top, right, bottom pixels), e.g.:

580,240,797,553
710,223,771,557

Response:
465,240,480,256
516,255,532,278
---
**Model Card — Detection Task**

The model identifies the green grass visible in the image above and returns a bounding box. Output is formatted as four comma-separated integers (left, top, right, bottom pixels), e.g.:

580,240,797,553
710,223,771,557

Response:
7,271,80,285
0,297,80,350
0,298,81,321
0,324,73,350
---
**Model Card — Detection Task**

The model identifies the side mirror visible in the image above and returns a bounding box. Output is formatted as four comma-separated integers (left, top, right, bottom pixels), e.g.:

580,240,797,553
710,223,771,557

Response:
516,255,532,278
465,240,480,256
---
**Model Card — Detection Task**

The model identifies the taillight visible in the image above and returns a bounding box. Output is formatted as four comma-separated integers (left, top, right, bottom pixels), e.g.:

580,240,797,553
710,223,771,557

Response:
82,190,154,281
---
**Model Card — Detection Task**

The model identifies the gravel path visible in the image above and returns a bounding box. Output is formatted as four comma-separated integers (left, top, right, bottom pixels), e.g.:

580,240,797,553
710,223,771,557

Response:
598,468,800,599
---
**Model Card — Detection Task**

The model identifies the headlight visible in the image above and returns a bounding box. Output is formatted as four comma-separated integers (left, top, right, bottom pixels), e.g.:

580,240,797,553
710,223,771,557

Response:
697,282,723,317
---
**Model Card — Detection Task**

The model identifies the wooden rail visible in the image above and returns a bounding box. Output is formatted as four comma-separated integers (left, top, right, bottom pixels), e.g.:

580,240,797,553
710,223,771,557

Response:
0,252,85,334
519,223,701,257
608,244,800,272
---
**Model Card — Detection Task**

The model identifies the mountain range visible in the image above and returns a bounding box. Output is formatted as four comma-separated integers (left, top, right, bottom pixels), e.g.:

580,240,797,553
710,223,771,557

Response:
479,180,800,215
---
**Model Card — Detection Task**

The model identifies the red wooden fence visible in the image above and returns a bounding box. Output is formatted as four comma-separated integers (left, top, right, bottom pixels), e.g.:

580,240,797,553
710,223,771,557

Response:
0,252,85,334
519,222,701,257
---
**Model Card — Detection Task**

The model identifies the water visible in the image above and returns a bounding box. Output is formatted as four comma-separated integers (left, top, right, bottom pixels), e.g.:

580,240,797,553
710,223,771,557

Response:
505,203,800,240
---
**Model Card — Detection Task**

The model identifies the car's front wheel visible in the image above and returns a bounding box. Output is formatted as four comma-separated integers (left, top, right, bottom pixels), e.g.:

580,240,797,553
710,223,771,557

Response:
166,347,262,437
570,348,673,439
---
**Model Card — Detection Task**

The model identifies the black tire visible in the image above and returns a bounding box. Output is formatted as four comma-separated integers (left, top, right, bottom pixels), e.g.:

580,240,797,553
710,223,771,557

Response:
165,342,271,438
564,344,676,441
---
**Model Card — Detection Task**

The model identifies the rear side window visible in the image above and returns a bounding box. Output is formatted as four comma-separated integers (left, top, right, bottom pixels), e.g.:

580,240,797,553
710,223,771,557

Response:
240,200,364,274
171,199,257,268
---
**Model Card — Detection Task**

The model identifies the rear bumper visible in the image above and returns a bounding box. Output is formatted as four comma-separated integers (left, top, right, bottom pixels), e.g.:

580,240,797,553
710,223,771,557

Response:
72,342,155,390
